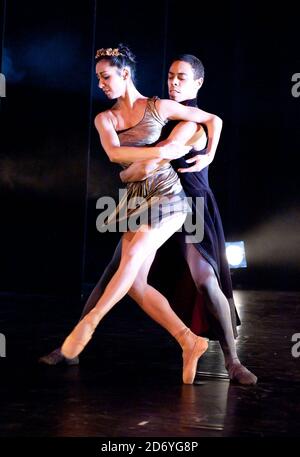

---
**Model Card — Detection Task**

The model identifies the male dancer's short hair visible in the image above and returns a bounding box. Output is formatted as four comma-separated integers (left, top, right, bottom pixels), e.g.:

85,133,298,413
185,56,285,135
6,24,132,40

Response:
172,54,205,80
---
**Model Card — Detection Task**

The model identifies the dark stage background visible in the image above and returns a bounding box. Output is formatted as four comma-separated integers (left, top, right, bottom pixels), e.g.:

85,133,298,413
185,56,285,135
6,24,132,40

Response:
1,0,299,301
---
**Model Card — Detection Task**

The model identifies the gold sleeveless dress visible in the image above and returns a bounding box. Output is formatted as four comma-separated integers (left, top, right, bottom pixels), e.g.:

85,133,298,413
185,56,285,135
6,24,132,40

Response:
103,97,191,230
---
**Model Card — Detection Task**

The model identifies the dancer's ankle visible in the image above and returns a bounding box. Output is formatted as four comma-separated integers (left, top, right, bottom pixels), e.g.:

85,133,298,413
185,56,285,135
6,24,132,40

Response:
224,356,240,369
174,327,195,350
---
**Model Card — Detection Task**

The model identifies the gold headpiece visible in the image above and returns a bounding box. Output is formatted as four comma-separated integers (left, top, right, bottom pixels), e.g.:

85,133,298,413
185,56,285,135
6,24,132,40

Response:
95,48,124,59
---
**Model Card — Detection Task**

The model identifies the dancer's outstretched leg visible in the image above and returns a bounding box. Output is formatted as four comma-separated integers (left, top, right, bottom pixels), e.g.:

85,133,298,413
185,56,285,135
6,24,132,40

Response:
61,214,208,383
185,244,257,385
61,214,186,359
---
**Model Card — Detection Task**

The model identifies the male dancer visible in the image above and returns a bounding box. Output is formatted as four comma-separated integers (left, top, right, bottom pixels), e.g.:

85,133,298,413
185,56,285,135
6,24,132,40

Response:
40,54,257,385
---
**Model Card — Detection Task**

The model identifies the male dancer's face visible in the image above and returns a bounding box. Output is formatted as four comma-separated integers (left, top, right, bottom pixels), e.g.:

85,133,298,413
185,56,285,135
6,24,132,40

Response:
168,60,202,103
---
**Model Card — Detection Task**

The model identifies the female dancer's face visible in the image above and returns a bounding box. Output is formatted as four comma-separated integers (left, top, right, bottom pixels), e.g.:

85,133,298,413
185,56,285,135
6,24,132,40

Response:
96,60,126,99
168,60,202,103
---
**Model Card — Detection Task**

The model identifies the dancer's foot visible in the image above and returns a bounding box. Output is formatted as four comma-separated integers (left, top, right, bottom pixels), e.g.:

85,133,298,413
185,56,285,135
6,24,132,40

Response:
176,328,209,384
226,360,257,385
61,310,99,359
39,347,79,366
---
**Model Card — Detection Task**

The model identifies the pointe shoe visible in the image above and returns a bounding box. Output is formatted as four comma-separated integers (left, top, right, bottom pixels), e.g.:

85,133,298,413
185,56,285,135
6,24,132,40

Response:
227,361,258,385
61,311,99,360
38,347,79,366
179,328,209,384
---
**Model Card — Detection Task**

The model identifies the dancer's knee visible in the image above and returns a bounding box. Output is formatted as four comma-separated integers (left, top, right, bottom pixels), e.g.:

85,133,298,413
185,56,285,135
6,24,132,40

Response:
194,269,219,296
128,280,146,305
120,249,143,274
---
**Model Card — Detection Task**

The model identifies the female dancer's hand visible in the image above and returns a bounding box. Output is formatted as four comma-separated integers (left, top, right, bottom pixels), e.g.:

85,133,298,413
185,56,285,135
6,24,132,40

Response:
120,156,171,183
160,140,192,160
120,161,149,183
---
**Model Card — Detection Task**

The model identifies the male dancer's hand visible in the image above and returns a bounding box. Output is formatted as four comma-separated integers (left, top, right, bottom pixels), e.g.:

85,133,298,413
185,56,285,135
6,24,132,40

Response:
178,154,209,173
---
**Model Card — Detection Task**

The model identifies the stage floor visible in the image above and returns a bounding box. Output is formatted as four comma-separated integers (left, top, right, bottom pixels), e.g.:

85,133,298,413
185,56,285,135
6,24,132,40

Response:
0,289,299,437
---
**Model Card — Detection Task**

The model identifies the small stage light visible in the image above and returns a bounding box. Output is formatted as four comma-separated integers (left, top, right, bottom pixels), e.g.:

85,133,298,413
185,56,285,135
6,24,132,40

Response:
225,241,247,268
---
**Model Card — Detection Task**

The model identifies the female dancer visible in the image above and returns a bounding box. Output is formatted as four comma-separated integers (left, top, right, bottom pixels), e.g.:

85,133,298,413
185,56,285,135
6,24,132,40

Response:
61,44,222,384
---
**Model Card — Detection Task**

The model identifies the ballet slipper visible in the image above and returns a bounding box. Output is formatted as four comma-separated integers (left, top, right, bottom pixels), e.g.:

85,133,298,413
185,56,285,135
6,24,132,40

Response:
61,311,99,359
226,361,257,385
38,347,79,366
176,327,209,384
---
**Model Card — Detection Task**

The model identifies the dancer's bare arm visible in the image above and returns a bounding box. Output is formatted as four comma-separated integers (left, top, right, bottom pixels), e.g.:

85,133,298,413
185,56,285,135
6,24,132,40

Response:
120,121,206,183
94,112,191,163
157,99,222,162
